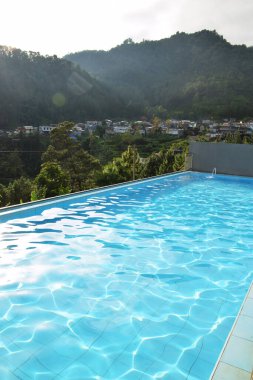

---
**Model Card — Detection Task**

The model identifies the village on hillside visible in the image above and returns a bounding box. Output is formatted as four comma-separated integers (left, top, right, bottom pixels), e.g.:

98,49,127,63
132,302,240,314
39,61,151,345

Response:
1,118,253,140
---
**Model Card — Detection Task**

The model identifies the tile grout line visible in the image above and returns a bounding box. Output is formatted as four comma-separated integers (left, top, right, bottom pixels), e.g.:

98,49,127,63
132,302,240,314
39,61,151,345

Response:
233,333,253,344
216,361,251,375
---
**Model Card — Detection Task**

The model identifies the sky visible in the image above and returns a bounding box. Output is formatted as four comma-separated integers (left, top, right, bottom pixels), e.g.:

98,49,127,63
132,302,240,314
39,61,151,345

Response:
1,0,252,57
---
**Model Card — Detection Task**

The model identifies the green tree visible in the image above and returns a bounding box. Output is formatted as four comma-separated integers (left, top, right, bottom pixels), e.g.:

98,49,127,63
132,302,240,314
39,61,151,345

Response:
49,122,75,150
95,125,106,138
170,141,188,171
142,150,165,177
32,162,71,200
96,159,126,186
8,177,33,204
225,132,242,144
42,122,101,191
142,141,188,177
173,153,185,171
158,149,175,174
0,152,24,185
96,146,143,186
121,145,143,180
66,149,100,191
243,135,252,144
0,184,9,207
123,38,134,45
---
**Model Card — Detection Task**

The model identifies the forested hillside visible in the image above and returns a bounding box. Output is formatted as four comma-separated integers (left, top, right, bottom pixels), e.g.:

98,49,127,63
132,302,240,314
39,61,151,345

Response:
65,30,253,119
1,30,252,130
0,47,125,129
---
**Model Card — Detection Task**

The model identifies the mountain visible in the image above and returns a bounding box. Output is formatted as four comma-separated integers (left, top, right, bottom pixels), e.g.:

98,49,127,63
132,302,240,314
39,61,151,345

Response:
0,47,126,129
65,30,253,119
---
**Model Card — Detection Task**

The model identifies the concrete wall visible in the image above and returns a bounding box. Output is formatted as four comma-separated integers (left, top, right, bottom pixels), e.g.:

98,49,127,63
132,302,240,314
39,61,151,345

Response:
189,142,253,177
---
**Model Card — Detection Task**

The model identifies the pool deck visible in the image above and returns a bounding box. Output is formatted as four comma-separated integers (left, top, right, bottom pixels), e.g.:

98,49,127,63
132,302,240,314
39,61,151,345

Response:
210,282,253,380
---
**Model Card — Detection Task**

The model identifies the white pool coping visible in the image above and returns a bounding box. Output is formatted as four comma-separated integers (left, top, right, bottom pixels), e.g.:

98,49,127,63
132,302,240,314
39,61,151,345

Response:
210,282,253,380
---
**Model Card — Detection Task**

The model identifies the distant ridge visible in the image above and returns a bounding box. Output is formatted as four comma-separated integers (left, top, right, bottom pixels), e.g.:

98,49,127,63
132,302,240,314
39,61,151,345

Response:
0,46,125,129
65,30,253,119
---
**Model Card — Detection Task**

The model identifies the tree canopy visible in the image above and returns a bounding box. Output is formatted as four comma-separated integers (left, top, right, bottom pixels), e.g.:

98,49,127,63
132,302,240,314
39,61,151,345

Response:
42,122,101,191
32,161,71,199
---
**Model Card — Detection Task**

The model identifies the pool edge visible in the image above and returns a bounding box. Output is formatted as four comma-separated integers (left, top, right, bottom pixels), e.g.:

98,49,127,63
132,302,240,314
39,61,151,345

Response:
210,282,253,380
0,170,189,217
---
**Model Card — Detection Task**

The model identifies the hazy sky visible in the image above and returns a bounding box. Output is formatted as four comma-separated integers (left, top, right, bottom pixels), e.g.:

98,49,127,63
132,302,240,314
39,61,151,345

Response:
1,0,252,56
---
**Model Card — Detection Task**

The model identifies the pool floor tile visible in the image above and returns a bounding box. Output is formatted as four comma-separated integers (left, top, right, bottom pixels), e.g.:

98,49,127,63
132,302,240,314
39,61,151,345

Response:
54,364,95,380
15,348,74,378
35,374,55,380
1,348,41,373
0,367,20,380
186,357,214,379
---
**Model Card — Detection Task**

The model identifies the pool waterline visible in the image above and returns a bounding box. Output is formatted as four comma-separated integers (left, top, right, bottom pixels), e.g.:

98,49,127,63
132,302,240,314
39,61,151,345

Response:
0,171,253,379
0,170,187,217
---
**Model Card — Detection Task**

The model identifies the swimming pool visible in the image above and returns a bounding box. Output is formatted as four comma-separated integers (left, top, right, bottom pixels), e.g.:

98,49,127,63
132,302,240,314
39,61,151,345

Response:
0,172,253,379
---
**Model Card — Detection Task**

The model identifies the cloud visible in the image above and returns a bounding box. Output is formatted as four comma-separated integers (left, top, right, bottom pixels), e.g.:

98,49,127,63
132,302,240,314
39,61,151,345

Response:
122,0,253,46
0,0,252,55
124,0,176,23
164,0,253,45
122,0,186,42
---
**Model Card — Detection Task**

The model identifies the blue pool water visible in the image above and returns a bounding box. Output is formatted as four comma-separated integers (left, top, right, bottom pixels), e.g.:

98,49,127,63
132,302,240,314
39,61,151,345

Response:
0,172,253,380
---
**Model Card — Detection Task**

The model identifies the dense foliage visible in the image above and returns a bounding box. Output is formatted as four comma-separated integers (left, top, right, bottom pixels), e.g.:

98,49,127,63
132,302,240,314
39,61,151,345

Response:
0,123,188,207
65,30,253,119
0,47,125,129
81,132,180,164
41,122,101,192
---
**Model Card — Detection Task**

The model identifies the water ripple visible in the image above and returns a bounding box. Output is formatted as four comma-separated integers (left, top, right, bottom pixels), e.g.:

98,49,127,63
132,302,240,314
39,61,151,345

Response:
0,172,253,379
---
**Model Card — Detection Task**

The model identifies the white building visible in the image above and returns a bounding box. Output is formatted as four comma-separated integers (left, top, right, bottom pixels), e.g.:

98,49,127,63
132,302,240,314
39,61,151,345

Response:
166,128,184,137
39,125,57,134
17,126,37,135
25,126,38,134
113,125,132,134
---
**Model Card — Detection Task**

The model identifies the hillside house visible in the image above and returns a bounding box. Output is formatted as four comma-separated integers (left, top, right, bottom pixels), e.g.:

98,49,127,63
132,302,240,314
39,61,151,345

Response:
18,126,37,135
39,125,57,134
